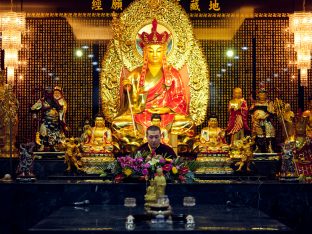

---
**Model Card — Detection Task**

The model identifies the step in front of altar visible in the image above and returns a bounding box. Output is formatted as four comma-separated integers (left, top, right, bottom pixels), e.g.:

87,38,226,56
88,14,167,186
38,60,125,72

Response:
80,153,115,174
196,152,233,175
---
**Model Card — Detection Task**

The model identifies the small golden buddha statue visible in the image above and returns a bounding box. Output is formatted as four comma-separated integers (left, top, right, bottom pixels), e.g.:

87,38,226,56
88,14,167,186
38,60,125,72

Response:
144,179,157,207
64,137,82,172
112,19,193,139
197,115,229,152
154,168,167,199
234,136,255,172
81,116,114,153
303,97,312,138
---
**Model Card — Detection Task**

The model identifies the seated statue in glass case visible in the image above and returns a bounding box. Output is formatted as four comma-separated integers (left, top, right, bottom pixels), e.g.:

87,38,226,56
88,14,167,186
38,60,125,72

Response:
81,116,114,153
197,115,229,152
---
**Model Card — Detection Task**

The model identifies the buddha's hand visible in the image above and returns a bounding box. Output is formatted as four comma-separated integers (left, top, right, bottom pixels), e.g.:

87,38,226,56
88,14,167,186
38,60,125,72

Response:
122,79,132,92
147,107,171,114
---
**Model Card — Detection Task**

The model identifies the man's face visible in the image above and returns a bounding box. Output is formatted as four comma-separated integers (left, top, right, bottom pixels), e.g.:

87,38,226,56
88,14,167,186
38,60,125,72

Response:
147,130,161,149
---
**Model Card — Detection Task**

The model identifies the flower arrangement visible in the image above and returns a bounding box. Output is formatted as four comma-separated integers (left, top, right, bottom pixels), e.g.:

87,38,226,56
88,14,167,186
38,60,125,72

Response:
111,151,197,183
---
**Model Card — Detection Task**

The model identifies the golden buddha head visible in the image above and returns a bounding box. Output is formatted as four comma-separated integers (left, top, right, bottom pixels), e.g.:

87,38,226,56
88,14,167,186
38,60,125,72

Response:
208,115,218,128
233,87,242,99
151,114,162,127
138,19,171,65
146,44,166,65
69,137,75,144
156,167,164,176
94,116,105,127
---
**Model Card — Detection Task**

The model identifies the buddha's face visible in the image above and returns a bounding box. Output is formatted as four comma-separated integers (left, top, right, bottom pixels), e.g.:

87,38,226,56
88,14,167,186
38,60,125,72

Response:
258,92,267,101
151,118,161,127
146,44,165,65
95,117,105,127
208,118,218,128
233,88,242,99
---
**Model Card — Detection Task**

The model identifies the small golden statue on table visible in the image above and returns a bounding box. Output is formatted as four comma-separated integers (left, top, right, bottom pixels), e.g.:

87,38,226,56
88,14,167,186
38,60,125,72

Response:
64,137,82,172
79,115,117,174
81,115,114,153
194,115,232,175
233,136,255,172
196,115,229,153
144,168,172,219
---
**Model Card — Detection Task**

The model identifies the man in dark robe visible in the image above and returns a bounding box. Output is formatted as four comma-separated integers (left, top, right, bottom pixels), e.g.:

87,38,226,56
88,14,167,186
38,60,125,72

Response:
135,125,177,158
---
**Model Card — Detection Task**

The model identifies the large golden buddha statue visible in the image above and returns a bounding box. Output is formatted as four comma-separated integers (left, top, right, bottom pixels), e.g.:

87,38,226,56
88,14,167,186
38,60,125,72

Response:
112,19,192,137
100,0,209,145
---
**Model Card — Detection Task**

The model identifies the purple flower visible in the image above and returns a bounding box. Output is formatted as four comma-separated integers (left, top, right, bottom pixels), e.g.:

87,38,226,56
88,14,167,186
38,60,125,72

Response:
144,163,151,169
142,168,149,176
159,158,166,164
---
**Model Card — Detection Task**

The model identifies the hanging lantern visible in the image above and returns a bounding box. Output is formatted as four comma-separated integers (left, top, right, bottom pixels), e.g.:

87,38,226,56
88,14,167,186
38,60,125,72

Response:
0,11,26,82
289,12,312,87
